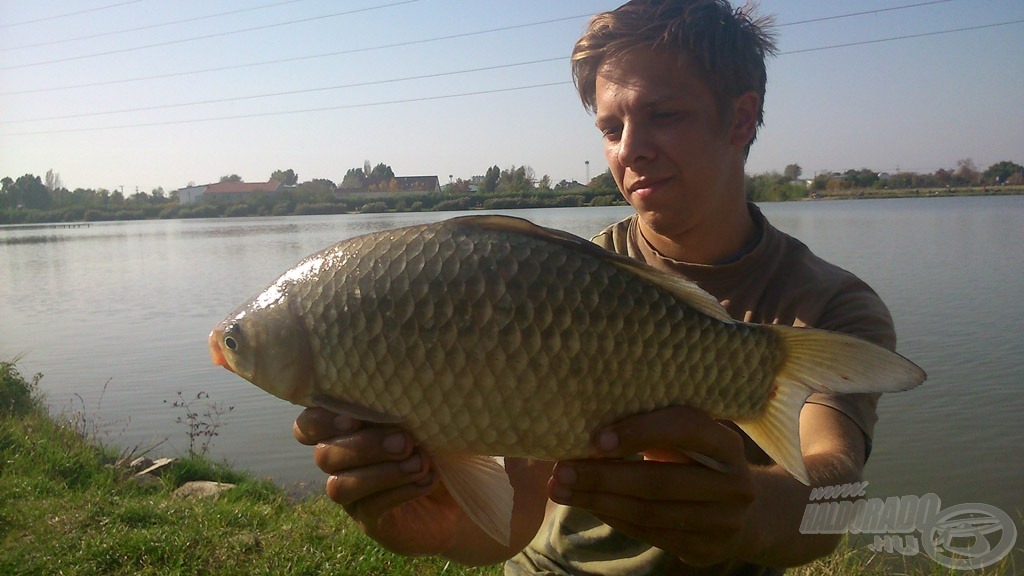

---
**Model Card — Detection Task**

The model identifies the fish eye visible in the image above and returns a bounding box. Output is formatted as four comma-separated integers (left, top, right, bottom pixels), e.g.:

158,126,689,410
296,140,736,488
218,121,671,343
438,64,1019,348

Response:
224,336,238,351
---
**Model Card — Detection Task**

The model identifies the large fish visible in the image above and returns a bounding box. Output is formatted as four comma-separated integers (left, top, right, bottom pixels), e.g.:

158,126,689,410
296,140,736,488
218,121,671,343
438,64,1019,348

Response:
209,215,925,545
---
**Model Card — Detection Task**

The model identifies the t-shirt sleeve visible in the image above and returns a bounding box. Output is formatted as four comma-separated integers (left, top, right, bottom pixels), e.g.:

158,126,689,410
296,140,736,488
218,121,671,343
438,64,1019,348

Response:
803,280,897,460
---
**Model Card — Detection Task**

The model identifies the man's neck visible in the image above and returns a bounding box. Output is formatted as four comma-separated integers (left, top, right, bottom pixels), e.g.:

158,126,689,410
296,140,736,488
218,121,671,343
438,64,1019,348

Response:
638,203,757,265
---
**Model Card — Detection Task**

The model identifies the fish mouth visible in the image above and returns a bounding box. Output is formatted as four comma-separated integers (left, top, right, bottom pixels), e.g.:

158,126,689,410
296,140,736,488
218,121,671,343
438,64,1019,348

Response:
209,330,234,373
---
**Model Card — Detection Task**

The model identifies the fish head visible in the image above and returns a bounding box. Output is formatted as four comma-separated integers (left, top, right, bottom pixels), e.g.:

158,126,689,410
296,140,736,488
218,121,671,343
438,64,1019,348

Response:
209,278,315,407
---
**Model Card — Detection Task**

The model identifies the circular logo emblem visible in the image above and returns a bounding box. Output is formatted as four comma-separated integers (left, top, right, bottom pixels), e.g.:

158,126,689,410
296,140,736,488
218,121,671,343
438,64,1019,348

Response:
921,503,1017,570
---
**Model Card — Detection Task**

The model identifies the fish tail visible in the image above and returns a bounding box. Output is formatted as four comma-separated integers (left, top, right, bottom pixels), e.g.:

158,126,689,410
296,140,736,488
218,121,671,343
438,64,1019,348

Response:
736,326,926,485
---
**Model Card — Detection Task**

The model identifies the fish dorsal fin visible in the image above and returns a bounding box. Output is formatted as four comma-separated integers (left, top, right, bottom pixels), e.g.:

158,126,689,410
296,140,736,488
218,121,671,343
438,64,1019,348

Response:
431,454,514,546
450,215,734,323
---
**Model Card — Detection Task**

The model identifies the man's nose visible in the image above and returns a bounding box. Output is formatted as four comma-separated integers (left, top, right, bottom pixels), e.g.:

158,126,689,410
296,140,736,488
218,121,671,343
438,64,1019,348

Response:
616,123,655,167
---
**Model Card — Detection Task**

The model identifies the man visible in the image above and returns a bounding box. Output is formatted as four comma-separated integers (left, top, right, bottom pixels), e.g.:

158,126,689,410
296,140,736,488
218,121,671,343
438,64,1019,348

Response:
294,1,896,573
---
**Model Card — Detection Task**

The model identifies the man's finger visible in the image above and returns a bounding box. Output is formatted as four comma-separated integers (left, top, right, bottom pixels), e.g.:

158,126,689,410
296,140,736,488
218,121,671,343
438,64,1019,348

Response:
293,407,362,445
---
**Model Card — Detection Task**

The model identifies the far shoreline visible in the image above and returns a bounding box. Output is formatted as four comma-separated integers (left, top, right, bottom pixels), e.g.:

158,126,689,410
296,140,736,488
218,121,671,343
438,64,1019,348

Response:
0,185,1021,228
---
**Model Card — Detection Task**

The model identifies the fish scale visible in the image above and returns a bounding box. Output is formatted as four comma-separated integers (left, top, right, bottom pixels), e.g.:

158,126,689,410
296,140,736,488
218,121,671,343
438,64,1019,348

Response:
292,221,778,457
211,214,925,545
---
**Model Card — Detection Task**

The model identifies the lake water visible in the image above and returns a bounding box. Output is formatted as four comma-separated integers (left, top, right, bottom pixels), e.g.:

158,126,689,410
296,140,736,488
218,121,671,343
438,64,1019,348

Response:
2,198,1022,526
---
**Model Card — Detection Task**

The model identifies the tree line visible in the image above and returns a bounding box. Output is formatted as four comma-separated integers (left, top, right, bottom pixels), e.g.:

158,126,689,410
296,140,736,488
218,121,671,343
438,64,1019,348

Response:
0,164,623,225
745,158,1023,202
2,158,1020,225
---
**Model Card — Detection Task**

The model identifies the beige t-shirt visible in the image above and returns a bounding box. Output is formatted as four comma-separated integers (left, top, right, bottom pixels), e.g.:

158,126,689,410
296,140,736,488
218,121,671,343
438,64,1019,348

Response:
506,205,896,576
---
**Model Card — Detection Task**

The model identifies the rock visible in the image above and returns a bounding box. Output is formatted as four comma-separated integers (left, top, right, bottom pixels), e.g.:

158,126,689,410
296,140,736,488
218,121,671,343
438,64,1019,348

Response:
173,481,235,499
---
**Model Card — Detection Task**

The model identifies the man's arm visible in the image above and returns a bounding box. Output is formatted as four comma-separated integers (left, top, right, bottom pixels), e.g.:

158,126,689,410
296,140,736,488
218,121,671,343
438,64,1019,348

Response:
739,402,865,566
547,402,865,568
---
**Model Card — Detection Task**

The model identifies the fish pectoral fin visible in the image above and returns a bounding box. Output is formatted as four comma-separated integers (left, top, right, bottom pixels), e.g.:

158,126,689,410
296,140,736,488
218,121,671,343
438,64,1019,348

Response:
735,377,813,485
432,454,513,547
311,395,404,424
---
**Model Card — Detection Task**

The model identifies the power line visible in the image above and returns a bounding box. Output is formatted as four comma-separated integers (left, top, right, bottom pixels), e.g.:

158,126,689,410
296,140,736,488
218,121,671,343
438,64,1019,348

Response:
0,0,144,29
3,82,572,136
5,16,1021,136
2,0,310,51
0,0,420,71
0,57,567,124
780,19,1023,55
0,13,592,96
778,0,954,27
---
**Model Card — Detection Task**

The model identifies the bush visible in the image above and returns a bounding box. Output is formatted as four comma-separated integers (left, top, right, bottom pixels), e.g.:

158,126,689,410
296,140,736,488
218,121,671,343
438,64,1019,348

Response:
360,202,388,213
0,360,42,417
159,205,180,219
435,197,477,211
224,204,250,217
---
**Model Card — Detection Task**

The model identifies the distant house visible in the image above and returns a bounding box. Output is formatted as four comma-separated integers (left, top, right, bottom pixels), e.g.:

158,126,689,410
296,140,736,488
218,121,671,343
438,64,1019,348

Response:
176,185,208,204
175,180,282,204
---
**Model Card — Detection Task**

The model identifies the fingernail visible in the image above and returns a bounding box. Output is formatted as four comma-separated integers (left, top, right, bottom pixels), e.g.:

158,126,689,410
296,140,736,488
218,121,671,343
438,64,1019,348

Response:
556,465,577,485
334,414,357,432
596,429,618,452
399,454,422,473
550,484,572,502
383,432,407,455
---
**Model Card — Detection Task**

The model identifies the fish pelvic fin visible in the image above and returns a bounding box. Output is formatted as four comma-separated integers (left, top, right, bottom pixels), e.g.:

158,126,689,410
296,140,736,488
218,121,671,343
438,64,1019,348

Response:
432,454,513,546
737,326,927,485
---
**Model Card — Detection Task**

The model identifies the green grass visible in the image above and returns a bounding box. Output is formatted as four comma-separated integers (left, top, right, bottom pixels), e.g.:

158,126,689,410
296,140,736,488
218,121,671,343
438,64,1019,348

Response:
1,360,1017,575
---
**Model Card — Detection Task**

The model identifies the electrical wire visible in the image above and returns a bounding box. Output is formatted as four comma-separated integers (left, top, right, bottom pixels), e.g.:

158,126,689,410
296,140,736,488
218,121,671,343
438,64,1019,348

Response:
0,12,592,96
3,82,572,136
0,0,144,29
0,0,420,71
780,19,1022,55
778,0,953,27
1,0,310,51
0,57,566,124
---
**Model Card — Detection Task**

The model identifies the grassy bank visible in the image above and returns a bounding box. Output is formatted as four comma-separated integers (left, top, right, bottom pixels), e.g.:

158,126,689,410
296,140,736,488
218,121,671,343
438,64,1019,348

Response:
1,360,1016,575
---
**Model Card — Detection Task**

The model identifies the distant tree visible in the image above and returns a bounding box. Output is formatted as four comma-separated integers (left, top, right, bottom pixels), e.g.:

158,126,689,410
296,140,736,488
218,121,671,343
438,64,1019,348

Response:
537,174,552,191
934,168,954,187
270,169,298,186
340,167,366,190
481,165,500,193
293,180,335,203
367,163,395,190
783,164,802,181
8,174,52,210
44,169,63,192
497,165,534,193
219,174,243,183
954,158,979,186
588,169,617,191
983,160,1023,185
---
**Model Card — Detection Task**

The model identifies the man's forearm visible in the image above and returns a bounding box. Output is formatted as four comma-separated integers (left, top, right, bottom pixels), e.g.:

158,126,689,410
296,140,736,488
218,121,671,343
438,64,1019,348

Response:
736,452,860,567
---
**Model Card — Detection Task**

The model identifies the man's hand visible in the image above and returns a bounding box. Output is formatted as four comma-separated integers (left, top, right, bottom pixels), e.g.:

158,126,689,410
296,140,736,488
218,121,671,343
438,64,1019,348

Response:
547,406,757,567
293,407,461,556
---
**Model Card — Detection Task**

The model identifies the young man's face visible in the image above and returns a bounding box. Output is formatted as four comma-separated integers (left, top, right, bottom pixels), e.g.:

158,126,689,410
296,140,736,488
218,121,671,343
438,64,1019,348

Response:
595,48,754,247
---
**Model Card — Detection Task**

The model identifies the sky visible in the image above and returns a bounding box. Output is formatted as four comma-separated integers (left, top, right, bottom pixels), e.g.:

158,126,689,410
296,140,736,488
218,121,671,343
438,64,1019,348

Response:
1,0,1022,194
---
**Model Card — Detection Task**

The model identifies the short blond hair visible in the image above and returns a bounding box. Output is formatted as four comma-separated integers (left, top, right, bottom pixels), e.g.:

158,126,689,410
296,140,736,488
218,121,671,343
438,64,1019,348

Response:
572,0,776,153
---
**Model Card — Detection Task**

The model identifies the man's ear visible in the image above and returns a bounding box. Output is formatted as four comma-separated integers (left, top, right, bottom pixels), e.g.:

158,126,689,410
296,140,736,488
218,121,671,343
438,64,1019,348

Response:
728,91,761,149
